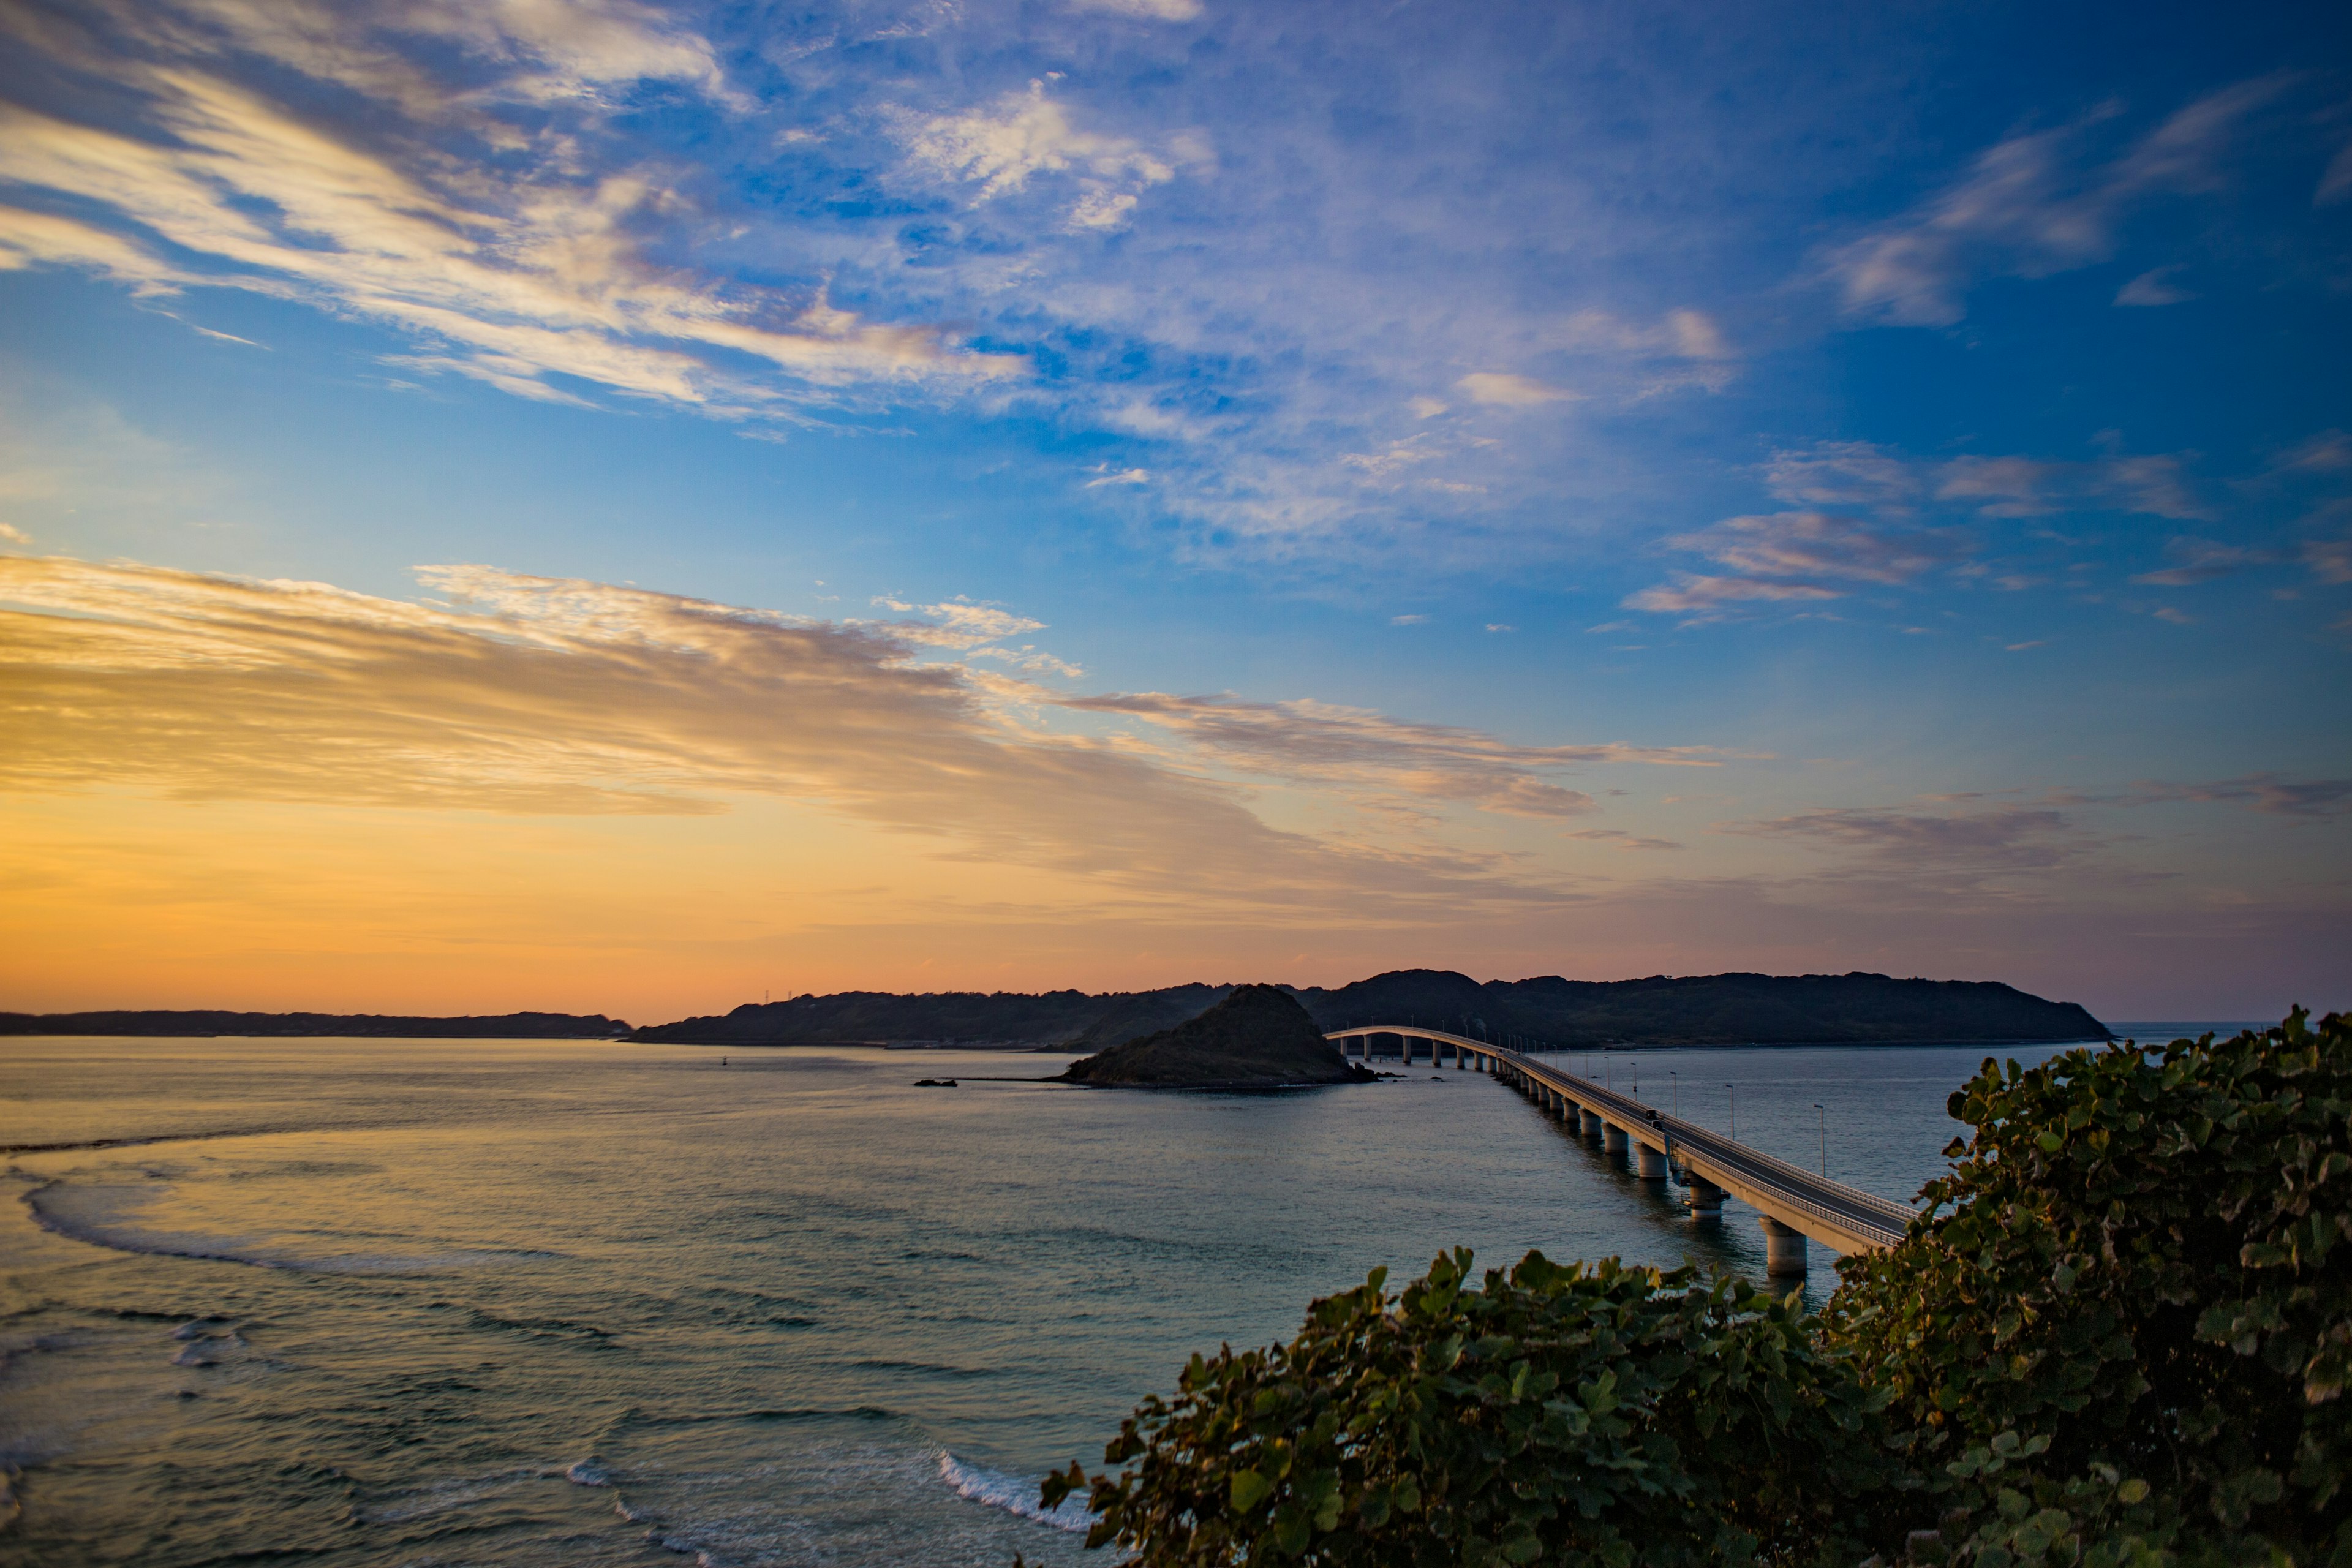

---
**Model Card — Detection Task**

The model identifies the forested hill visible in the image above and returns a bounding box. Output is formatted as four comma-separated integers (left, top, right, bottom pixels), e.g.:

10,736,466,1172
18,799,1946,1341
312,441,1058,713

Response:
630,970,2106,1048
1294,970,2108,1047
0,1011,629,1038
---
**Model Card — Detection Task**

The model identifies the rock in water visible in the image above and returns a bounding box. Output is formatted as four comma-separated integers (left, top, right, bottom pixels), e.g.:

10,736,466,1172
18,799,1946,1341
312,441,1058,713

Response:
1057,985,1371,1087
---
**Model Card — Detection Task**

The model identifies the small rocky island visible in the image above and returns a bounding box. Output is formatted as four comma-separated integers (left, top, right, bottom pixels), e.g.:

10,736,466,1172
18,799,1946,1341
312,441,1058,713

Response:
1057,984,1376,1088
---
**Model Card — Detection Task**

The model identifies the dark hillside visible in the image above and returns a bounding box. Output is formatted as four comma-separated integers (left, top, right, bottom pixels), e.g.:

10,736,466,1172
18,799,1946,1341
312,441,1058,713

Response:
630,971,2103,1047
1060,986,1367,1087
630,989,1111,1044
1289,969,2108,1046
1066,984,1233,1049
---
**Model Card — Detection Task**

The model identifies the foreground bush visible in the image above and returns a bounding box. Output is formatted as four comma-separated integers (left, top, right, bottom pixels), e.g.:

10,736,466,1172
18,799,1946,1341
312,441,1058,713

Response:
1826,1007,2351,1568
1043,1251,1893,1567
1047,1011,2349,1567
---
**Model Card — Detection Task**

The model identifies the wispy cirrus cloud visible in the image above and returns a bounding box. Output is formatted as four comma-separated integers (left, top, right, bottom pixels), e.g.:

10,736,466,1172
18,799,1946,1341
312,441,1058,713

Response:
2087,775,2352,818
1052,690,1733,821
1824,77,2290,326
1624,510,1967,620
2128,538,2272,586
0,4,1017,418
1457,372,1580,407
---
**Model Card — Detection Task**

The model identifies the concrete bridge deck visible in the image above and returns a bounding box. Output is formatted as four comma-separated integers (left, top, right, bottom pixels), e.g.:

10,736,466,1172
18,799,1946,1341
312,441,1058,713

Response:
1324,1025,1918,1274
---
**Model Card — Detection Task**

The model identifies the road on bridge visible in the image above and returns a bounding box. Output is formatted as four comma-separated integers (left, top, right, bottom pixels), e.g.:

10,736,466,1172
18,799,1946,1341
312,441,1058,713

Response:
1324,1024,1920,1272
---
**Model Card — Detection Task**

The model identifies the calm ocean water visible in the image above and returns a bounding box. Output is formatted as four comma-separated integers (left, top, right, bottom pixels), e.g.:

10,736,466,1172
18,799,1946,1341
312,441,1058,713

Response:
0,1023,2247,1566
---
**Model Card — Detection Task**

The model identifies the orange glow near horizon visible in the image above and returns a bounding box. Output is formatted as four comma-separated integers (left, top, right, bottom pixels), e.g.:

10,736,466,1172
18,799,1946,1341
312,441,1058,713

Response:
2,556,2339,1022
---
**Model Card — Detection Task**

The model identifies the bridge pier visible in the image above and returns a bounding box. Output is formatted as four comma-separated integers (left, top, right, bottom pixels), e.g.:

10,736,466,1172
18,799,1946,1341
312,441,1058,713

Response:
1602,1121,1629,1156
1579,1107,1602,1140
1634,1142,1667,1180
1760,1216,1809,1277
1684,1174,1725,1218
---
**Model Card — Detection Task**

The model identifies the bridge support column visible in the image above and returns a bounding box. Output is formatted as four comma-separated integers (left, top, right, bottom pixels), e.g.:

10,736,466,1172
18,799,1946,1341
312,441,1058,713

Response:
1760,1216,1808,1277
1579,1107,1602,1140
1602,1122,1629,1156
1634,1142,1667,1180
1684,1175,1725,1218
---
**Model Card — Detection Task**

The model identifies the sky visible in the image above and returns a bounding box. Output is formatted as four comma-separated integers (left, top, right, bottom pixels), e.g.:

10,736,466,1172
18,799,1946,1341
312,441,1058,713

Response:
1,0,2347,1024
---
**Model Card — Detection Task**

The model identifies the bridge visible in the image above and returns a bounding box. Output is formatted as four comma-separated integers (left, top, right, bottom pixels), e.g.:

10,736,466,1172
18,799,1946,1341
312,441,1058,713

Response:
1324,1025,1917,1275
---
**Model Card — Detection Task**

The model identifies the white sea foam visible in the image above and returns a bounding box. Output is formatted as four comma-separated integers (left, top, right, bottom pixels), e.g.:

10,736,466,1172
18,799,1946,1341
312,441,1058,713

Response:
938,1450,1090,1532
566,1458,614,1487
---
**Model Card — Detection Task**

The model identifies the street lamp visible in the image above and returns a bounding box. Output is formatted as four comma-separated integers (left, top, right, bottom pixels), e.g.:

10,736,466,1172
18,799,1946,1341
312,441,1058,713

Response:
1814,1102,1826,1175
1727,1083,1736,1142
1669,1071,1678,1115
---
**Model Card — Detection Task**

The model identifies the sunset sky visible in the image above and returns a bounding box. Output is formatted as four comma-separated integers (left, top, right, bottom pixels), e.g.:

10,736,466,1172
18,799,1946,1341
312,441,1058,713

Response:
2,0,2346,1023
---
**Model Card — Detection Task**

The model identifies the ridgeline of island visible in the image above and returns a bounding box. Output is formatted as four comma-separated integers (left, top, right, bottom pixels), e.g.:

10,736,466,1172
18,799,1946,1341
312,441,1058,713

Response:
3,970,2111,1050
1057,985,1376,1088
629,968,2108,1050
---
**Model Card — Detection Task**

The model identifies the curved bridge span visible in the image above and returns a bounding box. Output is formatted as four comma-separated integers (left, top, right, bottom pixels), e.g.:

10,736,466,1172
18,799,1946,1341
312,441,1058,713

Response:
1325,1025,1917,1276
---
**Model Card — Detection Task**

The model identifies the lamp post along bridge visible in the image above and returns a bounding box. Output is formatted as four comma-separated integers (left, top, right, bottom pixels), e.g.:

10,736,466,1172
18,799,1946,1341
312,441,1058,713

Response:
1322,1025,1915,1277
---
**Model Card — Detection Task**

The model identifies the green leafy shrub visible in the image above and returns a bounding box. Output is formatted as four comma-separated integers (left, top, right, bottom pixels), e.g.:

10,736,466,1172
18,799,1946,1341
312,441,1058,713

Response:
1047,1011,2350,1567
1041,1250,1895,1568
1824,1008,2351,1567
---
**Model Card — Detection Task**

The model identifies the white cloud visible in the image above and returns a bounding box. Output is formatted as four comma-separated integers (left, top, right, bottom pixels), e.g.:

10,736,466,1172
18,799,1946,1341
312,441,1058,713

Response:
1457,372,1577,407
1556,307,1733,360
1624,511,1969,620
1936,451,2207,519
900,80,1189,232
1823,78,2286,326
1084,466,1152,487
1057,689,1731,821
1668,510,1967,585
1622,574,1842,618
2129,538,2267,586
1760,441,2207,523
0,70,1020,417
871,596,1047,649
1408,396,1449,419
2116,266,2195,306
2303,537,2352,584
1763,442,1920,509
1389,613,1428,625
1063,0,1204,19
0,522,29,544
2321,140,2352,205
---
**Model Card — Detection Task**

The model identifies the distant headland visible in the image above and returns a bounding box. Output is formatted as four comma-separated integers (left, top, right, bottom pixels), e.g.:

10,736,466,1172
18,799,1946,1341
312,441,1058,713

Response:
633,969,2108,1049
3,970,2109,1049
0,1010,630,1038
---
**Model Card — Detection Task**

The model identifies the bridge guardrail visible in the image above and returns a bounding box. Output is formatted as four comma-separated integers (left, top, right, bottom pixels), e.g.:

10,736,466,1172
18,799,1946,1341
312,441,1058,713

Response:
1325,1028,1918,1251
1519,1059,1916,1224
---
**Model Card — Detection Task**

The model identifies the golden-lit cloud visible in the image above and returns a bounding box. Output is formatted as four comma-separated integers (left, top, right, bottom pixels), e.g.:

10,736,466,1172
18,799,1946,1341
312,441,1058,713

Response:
1056,690,1732,820
0,555,1617,918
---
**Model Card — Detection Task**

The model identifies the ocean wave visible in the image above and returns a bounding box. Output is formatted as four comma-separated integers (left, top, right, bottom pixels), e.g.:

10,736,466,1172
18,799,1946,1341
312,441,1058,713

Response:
565,1458,615,1487
938,1451,1091,1533
2,1124,338,1156
609,1404,905,1431
849,1357,999,1379
465,1307,616,1343
27,1180,559,1275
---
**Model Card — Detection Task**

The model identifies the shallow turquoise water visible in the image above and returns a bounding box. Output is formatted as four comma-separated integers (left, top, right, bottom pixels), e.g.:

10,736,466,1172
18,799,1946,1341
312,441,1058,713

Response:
0,1027,2220,1566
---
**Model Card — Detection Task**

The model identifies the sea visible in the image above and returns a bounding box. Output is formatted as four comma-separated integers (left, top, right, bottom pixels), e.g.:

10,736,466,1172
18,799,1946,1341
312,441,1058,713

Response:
0,1021,2258,1567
